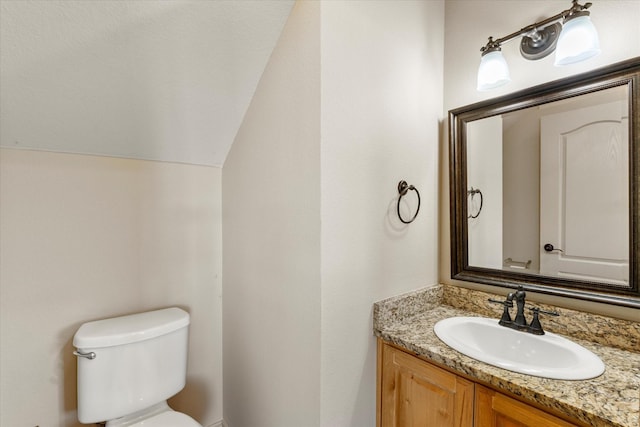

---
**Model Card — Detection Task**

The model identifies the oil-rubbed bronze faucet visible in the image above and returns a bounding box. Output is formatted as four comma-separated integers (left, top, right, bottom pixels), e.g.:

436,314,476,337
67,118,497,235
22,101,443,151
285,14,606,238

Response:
489,286,559,335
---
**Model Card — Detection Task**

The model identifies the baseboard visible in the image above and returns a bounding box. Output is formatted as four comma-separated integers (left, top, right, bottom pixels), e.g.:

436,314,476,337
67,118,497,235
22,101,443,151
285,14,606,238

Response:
207,419,226,427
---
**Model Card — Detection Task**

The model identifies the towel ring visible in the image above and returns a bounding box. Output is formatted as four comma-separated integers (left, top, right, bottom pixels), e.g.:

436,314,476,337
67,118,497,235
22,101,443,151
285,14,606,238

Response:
397,180,420,224
467,187,483,219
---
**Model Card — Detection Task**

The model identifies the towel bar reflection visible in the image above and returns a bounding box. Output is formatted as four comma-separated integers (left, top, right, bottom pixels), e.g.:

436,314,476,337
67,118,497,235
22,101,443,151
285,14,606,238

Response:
504,258,532,269
468,187,483,219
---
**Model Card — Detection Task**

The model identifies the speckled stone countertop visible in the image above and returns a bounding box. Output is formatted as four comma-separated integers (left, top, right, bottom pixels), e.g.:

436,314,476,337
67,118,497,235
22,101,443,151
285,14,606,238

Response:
373,284,640,427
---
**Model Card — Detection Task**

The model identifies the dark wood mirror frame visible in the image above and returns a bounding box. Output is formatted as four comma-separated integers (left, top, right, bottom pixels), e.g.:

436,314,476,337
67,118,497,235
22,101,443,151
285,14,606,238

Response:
449,57,640,309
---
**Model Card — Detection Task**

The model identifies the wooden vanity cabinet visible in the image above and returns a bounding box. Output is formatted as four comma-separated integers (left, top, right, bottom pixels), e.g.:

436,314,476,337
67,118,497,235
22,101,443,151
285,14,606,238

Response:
377,340,581,427
378,341,474,427
474,385,577,427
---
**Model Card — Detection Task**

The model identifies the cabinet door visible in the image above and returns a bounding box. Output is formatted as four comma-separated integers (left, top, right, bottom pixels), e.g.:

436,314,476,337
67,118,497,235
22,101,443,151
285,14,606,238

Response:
379,342,474,427
475,385,578,427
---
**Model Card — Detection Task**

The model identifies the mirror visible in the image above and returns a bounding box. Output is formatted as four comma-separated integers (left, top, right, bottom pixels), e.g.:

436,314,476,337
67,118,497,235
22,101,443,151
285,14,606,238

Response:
449,57,640,308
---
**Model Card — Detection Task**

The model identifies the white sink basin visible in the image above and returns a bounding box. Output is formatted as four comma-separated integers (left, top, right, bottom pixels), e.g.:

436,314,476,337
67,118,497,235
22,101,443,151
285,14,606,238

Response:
433,317,605,380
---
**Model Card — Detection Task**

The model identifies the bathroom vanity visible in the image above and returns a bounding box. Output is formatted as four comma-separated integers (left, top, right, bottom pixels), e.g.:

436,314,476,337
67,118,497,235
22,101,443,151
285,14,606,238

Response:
379,342,578,426
373,285,640,427
377,56,640,427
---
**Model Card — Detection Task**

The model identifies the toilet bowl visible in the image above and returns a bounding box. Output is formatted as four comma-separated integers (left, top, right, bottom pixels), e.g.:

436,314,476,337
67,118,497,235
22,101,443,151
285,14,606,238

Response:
73,308,203,427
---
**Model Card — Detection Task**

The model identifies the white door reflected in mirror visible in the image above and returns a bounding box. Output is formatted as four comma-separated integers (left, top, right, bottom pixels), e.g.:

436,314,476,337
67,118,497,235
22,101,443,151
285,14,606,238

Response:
466,85,630,287
540,100,629,285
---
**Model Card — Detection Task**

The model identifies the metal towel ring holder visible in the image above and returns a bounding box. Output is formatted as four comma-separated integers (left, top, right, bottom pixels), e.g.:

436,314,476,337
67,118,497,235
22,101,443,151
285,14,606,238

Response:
467,187,483,219
397,180,420,224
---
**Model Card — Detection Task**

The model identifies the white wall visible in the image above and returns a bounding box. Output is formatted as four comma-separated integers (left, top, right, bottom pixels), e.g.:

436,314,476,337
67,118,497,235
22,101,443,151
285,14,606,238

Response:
441,0,640,320
222,2,321,426
466,116,502,269
2,3,230,424
0,149,223,426
0,0,292,167
319,2,443,425
444,0,640,109
222,1,444,426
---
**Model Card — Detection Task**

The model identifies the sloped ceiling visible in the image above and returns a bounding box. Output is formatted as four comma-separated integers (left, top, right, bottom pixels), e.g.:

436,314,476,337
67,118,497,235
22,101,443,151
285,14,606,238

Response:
0,1,294,167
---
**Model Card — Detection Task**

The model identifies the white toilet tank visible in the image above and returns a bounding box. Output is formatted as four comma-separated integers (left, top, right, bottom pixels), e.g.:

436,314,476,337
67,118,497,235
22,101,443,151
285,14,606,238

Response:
73,308,190,424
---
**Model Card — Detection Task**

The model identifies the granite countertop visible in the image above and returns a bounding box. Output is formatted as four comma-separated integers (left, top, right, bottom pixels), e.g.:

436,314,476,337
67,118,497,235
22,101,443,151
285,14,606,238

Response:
373,285,640,427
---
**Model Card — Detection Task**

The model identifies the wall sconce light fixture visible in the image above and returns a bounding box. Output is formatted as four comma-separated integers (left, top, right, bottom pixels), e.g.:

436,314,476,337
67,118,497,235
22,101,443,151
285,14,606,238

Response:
477,0,600,91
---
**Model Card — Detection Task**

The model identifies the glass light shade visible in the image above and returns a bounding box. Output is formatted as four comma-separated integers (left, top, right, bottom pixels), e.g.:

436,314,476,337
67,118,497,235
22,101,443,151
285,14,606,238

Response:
477,50,511,91
554,14,600,66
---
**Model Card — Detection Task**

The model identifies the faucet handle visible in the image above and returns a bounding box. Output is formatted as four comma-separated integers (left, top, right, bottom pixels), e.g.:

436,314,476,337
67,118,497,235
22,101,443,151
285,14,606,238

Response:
488,298,513,325
488,298,513,307
527,306,559,317
527,307,559,335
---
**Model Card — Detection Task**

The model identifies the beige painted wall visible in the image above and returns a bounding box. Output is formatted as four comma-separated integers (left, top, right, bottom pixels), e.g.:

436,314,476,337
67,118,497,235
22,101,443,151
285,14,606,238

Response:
502,111,541,272
223,1,444,426
222,2,321,426
441,0,640,320
0,149,223,426
320,1,443,425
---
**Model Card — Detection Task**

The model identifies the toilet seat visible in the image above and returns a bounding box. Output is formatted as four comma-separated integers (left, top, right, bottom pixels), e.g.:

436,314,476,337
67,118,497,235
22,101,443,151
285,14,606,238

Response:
105,402,202,427
128,411,202,427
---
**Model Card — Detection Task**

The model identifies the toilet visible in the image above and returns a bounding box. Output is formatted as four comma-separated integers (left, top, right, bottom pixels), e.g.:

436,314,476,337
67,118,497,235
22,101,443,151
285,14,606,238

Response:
73,307,202,427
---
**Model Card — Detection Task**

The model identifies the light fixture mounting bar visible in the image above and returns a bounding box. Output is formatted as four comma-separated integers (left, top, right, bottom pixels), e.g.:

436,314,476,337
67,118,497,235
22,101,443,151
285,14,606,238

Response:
476,0,600,90
481,1,592,52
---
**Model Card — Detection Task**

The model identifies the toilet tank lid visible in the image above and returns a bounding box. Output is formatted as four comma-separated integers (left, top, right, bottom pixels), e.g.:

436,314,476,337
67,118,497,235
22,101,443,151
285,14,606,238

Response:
73,307,190,349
